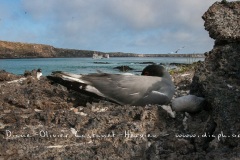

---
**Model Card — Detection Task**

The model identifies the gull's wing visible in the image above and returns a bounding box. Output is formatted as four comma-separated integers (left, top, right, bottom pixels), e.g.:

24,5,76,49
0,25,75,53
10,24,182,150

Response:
49,72,175,106
80,73,174,105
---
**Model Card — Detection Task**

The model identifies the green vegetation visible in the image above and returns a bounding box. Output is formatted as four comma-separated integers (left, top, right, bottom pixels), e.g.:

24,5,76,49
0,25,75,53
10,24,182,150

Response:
168,62,199,75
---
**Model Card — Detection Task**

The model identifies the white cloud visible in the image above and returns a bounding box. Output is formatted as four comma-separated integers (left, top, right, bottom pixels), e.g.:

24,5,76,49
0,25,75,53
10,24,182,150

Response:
2,0,232,53
22,0,217,30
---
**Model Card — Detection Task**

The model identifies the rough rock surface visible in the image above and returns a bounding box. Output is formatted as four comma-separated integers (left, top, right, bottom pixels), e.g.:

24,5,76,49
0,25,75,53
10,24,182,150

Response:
0,69,201,160
202,1,240,43
0,70,21,81
113,65,134,72
1,66,239,159
191,0,240,152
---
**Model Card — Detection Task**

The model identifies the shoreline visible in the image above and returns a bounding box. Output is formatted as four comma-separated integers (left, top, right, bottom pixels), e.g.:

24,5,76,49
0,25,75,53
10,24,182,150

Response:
0,40,205,59
0,54,205,59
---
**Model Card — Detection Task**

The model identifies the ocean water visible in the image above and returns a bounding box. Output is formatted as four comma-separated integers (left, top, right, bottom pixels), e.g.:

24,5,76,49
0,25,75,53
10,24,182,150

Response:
0,57,204,76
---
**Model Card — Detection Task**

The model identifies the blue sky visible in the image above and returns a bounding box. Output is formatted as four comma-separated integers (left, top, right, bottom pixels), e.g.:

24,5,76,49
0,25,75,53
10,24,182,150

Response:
0,0,235,54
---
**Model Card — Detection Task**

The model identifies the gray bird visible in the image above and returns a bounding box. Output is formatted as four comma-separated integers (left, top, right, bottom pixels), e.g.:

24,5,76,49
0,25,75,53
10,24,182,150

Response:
49,65,175,106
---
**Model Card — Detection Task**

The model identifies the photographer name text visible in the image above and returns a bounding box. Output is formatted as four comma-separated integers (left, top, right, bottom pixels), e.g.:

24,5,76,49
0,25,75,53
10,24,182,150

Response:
4,130,157,139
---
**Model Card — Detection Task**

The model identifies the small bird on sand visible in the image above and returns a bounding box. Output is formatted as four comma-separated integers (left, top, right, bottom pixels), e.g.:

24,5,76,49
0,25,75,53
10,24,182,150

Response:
48,65,175,106
36,68,42,80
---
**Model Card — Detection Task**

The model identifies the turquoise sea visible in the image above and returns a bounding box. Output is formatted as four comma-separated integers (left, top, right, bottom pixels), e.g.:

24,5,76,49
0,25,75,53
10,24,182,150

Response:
0,57,204,76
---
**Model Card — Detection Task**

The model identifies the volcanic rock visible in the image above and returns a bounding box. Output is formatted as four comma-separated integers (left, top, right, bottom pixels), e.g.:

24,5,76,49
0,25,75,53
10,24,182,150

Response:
113,65,134,72
202,1,240,43
191,1,240,149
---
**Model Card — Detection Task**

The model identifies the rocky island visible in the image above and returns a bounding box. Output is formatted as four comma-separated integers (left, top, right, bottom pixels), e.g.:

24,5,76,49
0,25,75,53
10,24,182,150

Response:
0,40,203,58
0,1,239,159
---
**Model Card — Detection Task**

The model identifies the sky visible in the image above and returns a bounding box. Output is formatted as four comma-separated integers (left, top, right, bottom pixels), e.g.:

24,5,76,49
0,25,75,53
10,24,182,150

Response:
0,0,236,54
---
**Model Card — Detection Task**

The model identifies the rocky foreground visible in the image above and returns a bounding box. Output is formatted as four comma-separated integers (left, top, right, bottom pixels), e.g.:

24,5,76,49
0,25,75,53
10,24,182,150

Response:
0,63,238,160
0,66,205,160
0,1,240,159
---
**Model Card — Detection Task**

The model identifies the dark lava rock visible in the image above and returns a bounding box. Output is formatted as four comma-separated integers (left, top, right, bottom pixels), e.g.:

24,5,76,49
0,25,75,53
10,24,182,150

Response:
0,70,21,81
23,69,41,78
169,63,192,67
191,1,240,151
0,71,190,159
138,62,156,65
113,65,134,72
93,62,110,64
202,1,240,43
0,67,212,159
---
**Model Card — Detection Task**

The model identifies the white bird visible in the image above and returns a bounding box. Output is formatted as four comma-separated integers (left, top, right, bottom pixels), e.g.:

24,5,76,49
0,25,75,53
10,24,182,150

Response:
36,69,42,80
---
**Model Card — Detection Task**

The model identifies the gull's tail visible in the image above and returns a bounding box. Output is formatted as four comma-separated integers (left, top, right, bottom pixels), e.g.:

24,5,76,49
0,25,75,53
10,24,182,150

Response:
47,71,110,103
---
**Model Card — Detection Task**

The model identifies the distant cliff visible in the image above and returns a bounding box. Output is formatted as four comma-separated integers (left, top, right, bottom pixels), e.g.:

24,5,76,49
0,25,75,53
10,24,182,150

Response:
0,41,98,58
0,40,204,58
0,41,57,58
